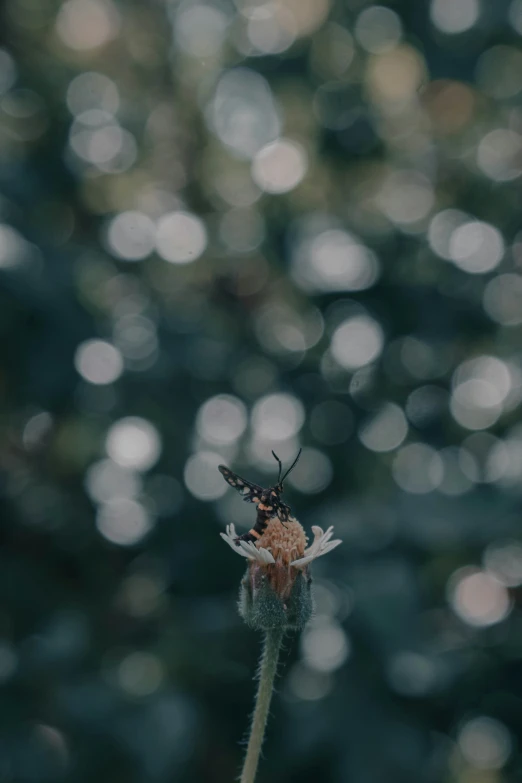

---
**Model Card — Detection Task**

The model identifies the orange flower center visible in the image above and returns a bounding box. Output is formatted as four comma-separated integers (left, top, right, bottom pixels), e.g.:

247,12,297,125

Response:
256,517,307,565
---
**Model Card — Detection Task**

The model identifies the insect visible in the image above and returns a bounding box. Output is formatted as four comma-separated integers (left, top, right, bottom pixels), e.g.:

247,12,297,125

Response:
218,449,302,545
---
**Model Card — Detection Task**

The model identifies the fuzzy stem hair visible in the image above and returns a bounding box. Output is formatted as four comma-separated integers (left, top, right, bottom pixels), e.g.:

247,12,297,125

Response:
239,628,284,783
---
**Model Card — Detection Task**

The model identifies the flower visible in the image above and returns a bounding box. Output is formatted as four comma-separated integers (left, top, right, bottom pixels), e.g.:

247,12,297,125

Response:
219,518,342,568
220,517,342,630
220,524,276,565
289,525,342,567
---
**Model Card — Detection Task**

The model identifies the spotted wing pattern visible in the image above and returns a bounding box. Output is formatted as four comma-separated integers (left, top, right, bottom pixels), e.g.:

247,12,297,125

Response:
276,502,291,523
218,465,264,504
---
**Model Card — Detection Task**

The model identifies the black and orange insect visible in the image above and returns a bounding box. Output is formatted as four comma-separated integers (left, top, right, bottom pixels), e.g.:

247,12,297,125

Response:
218,450,302,545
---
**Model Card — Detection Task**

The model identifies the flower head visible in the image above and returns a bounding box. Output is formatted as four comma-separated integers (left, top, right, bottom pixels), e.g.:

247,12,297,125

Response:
220,517,342,630
220,518,341,568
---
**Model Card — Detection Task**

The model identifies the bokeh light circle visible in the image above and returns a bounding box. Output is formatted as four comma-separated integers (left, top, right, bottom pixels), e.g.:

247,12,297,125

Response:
377,170,434,226
55,0,120,50
85,459,141,504
96,498,153,546
251,139,308,194
300,618,350,672
484,540,522,587
331,315,384,370
359,403,408,453
392,443,443,493
105,417,161,471
448,221,504,274
66,72,119,116
175,5,228,58
430,0,480,34
285,447,333,494
118,651,164,696
477,129,522,182
184,451,228,501
195,395,247,445
107,212,156,261
0,224,29,269
448,567,511,627
74,339,123,384
251,393,305,441
292,228,380,293
155,211,207,264
450,356,513,431
209,68,281,159
458,717,512,770
483,274,522,326
354,6,402,53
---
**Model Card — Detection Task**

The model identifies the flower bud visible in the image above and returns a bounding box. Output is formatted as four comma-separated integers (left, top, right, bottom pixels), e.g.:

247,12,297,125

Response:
220,516,341,631
239,561,313,631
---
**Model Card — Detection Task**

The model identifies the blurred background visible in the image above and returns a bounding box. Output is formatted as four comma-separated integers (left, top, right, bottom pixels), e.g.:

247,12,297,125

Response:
1,0,522,780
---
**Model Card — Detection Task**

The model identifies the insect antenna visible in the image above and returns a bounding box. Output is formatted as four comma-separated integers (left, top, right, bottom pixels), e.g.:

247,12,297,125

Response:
271,450,283,484
281,448,302,484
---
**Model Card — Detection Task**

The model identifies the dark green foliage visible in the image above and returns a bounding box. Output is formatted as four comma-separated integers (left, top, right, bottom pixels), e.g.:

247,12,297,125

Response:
0,0,522,781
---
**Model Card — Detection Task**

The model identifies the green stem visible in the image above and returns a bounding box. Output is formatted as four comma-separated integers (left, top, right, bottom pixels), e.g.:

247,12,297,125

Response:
240,628,284,783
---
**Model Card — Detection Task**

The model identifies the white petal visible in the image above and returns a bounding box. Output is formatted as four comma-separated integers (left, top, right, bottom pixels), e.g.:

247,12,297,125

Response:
238,541,264,561
239,541,272,564
318,525,335,545
220,525,276,564
306,525,336,554
258,547,276,564
291,527,342,568
319,539,342,556
220,531,236,548
290,554,315,568
219,532,253,558
303,526,325,557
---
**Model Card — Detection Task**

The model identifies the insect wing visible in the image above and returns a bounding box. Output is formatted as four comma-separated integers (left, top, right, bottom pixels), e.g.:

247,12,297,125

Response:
218,465,263,504
276,502,290,522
